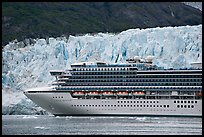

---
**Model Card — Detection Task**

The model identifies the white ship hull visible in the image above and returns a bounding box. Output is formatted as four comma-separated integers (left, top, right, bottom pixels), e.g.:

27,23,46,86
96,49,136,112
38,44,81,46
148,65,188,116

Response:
24,90,202,117
24,60,202,117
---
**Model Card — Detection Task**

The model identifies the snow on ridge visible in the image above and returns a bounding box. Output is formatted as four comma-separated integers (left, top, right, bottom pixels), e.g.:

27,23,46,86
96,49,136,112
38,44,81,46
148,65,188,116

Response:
183,2,202,11
2,24,202,115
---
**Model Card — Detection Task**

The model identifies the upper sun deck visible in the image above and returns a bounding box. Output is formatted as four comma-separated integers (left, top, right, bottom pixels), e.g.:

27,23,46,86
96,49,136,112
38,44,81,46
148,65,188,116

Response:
70,60,163,71
71,61,106,68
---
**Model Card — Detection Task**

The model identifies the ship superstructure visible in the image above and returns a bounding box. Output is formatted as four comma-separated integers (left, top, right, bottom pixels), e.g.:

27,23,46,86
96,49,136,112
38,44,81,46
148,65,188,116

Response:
24,56,202,116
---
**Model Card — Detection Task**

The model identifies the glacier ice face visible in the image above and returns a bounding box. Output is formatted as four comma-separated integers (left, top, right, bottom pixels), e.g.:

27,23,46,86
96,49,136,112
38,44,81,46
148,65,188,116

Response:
2,25,202,115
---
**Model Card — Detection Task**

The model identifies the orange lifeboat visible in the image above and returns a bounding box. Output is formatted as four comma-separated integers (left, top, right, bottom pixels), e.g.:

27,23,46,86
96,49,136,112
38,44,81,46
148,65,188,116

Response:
133,91,145,96
196,91,202,97
72,91,85,96
117,91,129,96
102,91,114,96
88,91,99,96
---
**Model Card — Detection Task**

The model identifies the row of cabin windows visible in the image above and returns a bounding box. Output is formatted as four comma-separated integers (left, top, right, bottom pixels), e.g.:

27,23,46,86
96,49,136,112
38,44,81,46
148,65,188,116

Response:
63,82,200,86
73,72,136,75
53,96,64,98
117,100,197,104
71,75,202,79
177,105,194,108
74,67,131,71
65,78,201,83
174,100,197,103
72,104,170,108
118,100,159,103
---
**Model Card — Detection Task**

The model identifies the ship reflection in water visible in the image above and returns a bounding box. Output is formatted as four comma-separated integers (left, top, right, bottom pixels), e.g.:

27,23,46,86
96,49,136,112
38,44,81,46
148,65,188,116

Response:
2,115,202,135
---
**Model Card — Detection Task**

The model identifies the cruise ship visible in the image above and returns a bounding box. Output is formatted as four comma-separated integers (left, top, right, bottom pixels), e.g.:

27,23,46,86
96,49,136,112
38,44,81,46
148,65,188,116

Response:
24,56,202,117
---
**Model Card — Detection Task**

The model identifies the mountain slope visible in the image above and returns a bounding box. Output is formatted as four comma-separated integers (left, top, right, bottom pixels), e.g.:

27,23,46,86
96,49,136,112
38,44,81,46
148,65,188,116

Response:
2,2,202,46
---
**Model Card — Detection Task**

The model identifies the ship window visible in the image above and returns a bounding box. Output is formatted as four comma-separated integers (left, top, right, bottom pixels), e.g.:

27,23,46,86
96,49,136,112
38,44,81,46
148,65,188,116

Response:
181,105,183,108
188,105,190,108
164,105,166,108
147,105,149,107
195,101,197,103
181,101,183,103
191,101,194,103
167,105,169,108
177,105,179,108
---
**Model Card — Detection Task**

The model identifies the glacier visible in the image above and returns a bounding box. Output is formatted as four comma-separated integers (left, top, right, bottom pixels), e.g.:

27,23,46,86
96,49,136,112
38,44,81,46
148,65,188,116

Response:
2,24,202,115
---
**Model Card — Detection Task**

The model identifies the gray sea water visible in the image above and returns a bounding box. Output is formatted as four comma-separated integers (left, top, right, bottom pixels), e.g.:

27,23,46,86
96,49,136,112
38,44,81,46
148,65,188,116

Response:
2,115,202,135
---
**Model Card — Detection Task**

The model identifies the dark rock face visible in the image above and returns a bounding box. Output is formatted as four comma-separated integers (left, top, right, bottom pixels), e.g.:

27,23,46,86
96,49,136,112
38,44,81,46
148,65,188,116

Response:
2,2,202,46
